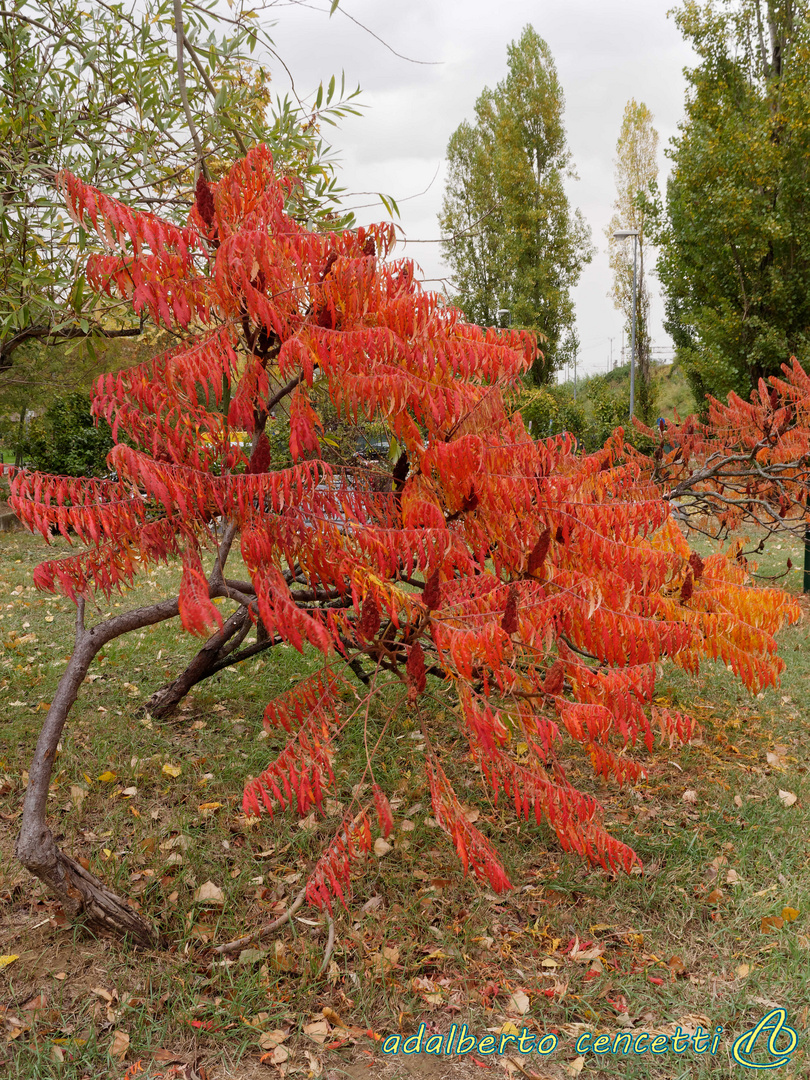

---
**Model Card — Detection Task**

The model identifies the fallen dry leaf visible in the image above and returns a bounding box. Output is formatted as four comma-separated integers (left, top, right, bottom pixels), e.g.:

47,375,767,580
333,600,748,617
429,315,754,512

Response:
303,1019,330,1044
373,838,392,858
565,1056,585,1077
193,881,224,906
0,955,19,970
304,1050,323,1077
162,763,182,779
570,944,603,964
782,906,800,923
70,785,87,808
682,789,698,804
735,964,750,978
778,789,797,807
258,1029,289,1051
109,1030,130,1060
382,945,400,967
761,915,784,933
505,989,530,1016
153,1049,186,1063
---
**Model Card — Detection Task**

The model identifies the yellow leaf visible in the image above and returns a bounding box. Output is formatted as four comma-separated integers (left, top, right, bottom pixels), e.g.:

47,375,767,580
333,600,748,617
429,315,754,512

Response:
162,763,182,778
782,907,800,923
97,770,117,783
0,954,20,970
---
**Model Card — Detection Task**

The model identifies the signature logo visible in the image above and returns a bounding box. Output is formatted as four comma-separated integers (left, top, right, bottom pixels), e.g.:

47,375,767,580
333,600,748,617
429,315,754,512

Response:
732,1009,798,1070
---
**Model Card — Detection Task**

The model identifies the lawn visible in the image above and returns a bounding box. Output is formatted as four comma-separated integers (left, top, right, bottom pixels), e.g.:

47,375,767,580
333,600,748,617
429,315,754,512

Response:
1,528,808,1079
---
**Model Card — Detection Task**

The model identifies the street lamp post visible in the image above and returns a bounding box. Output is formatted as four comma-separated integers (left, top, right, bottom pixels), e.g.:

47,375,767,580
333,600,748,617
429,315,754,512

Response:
613,228,640,420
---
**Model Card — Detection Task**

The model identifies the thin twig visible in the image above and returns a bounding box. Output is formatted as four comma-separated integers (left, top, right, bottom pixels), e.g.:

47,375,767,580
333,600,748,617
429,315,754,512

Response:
314,914,335,979
173,0,208,182
213,887,306,955
182,31,249,156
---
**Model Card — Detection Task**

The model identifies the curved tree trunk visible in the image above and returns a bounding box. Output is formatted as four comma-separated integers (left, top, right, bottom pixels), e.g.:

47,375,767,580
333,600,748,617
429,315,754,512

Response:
16,599,180,948
144,605,274,719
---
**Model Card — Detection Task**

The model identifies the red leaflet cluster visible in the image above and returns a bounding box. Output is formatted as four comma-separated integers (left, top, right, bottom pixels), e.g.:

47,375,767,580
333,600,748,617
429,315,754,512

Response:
243,713,335,818
648,358,810,541
8,147,799,916
426,752,513,893
305,813,374,912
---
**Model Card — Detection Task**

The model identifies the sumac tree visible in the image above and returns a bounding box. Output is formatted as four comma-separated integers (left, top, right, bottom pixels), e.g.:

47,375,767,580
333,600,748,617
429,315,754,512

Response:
644,359,810,551
4,147,799,947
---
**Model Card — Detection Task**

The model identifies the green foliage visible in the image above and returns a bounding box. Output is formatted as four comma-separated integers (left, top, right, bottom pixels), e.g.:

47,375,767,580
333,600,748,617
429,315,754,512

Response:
439,25,593,383
516,383,586,443
23,393,113,477
0,0,360,388
517,363,692,453
656,0,810,401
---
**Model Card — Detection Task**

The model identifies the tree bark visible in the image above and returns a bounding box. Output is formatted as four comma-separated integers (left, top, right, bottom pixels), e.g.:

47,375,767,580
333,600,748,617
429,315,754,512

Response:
144,605,252,718
16,598,181,947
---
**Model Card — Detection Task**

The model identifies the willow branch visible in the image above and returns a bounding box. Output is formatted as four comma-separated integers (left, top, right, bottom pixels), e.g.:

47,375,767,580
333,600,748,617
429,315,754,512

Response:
173,0,208,181
182,31,249,157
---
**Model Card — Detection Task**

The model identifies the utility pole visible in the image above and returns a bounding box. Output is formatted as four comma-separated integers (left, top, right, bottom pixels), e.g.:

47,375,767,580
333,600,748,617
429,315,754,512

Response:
608,337,614,372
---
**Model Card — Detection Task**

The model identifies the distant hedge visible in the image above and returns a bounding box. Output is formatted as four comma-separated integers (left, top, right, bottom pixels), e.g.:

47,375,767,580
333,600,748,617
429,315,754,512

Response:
24,393,114,477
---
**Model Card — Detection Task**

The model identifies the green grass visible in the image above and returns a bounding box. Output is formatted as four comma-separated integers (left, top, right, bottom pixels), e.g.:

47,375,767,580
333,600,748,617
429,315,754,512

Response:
1,528,809,1079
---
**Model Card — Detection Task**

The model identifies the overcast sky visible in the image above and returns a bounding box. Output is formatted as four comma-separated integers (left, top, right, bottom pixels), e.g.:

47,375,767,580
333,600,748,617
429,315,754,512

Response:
267,0,697,379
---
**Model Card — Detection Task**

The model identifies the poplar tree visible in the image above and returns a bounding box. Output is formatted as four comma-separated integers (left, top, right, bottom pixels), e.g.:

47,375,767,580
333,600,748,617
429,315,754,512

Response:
606,99,659,424
657,0,810,403
439,25,592,383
